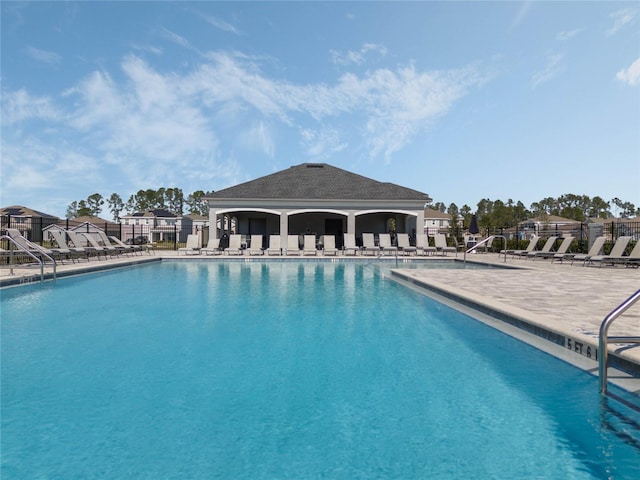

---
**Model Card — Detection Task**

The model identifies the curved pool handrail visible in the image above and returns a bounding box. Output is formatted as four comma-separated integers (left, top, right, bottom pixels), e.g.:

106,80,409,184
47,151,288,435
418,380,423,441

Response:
598,289,640,394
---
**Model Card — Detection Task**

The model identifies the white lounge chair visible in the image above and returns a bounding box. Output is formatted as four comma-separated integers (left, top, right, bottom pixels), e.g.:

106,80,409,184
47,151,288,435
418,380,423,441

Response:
587,236,632,267
378,233,397,255
201,238,222,255
362,233,380,256
225,234,243,255
396,233,416,256
80,232,114,258
415,234,436,256
66,230,101,259
109,235,143,255
267,235,282,255
525,236,558,260
501,235,539,258
49,228,87,262
343,233,359,256
322,235,338,256
530,236,572,260
285,235,301,255
95,229,131,256
7,228,70,263
303,235,317,255
248,235,264,255
434,234,456,256
607,240,640,267
178,234,201,255
554,236,605,265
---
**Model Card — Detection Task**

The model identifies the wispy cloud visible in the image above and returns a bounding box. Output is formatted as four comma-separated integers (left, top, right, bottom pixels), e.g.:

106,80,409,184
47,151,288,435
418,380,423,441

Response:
1,88,60,124
159,26,190,48
25,46,62,64
200,13,242,35
300,126,347,158
531,53,564,88
1,50,487,207
606,8,637,36
556,29,581,41
330,43,387,67
616,58,640,86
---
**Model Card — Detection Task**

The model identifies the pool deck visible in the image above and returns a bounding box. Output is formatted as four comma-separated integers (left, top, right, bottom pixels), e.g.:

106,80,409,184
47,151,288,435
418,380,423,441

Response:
2,250,638,387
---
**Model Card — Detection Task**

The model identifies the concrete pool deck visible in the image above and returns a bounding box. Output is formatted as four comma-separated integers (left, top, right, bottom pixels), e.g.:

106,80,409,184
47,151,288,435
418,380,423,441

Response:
2,250,638,389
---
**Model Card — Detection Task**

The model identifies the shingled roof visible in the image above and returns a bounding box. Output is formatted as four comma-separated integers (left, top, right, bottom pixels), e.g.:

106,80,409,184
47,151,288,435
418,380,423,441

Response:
207,163,430,201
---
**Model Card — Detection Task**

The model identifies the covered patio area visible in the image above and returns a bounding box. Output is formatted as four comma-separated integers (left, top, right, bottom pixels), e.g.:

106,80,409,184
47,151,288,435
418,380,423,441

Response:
204,163,431,250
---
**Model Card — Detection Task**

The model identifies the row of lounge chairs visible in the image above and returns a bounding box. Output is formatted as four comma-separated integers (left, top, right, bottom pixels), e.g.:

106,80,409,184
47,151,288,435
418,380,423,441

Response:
179,232,459,257
1,228,149,265
500,234,639,267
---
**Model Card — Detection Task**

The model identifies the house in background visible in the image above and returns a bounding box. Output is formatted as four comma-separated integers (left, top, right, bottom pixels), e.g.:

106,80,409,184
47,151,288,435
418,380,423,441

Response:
0,205,60,242
423,208,453,235
119,209,196,243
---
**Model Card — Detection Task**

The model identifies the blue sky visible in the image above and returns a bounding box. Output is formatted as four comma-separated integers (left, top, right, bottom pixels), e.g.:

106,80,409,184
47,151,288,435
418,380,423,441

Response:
1,1,639,218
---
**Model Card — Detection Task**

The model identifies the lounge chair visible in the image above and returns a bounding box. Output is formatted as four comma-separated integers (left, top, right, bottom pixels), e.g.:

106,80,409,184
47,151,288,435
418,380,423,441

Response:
587,236,632,267
607,240,640,267
225,234,243,255
322,235,338,256
95,229,131,256
178,234,201,255
501,235,539,258
530,236,571,260
362,233,380,256
523,236,558,259
378,233,398,255
415,233,436,256
343,233,359,255
66,230,101,259
201,238,222,255
49,228,87,261
531,235,574,262
285,235,301,255
267,235,282,255
396,233,416,256
554,236,605,265
7,228,69,263
434,234,456,256
79,232,116,258
109,235,143,255
303,235,317,255
248,235,264,255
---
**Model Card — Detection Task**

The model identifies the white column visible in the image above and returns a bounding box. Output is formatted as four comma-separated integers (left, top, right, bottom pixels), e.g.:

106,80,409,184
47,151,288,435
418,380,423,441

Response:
416,210,424,237
280,212,289,245
347,212,356,234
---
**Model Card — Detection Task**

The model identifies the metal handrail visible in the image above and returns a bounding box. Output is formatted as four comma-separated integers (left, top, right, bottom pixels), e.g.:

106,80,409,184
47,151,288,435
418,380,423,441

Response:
463,235,507,264
598,289,640,394
1,234,57,283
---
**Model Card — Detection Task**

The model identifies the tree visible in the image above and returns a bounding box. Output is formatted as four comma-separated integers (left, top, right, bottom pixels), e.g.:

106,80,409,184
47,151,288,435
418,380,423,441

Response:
107,193,125,222
75,200,92,217
432,202,446,213
86,193,104,217
66,201,78,219
165,187,184,215
186,190,209,216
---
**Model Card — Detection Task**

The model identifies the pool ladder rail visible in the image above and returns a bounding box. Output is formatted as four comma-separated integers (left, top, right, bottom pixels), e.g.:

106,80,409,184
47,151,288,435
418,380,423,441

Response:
0,234,57,283
463,235,507,264
599,289,640,394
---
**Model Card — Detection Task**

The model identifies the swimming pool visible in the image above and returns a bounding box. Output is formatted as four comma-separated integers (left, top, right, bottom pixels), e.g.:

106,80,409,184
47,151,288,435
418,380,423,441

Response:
2,261,639,479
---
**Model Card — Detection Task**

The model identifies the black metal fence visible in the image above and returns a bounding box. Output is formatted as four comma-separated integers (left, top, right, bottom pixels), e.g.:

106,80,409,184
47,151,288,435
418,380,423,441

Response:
0,216,197,251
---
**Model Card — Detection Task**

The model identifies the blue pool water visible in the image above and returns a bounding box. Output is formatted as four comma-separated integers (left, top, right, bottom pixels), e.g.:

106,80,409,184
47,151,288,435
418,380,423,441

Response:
2,261,639,479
